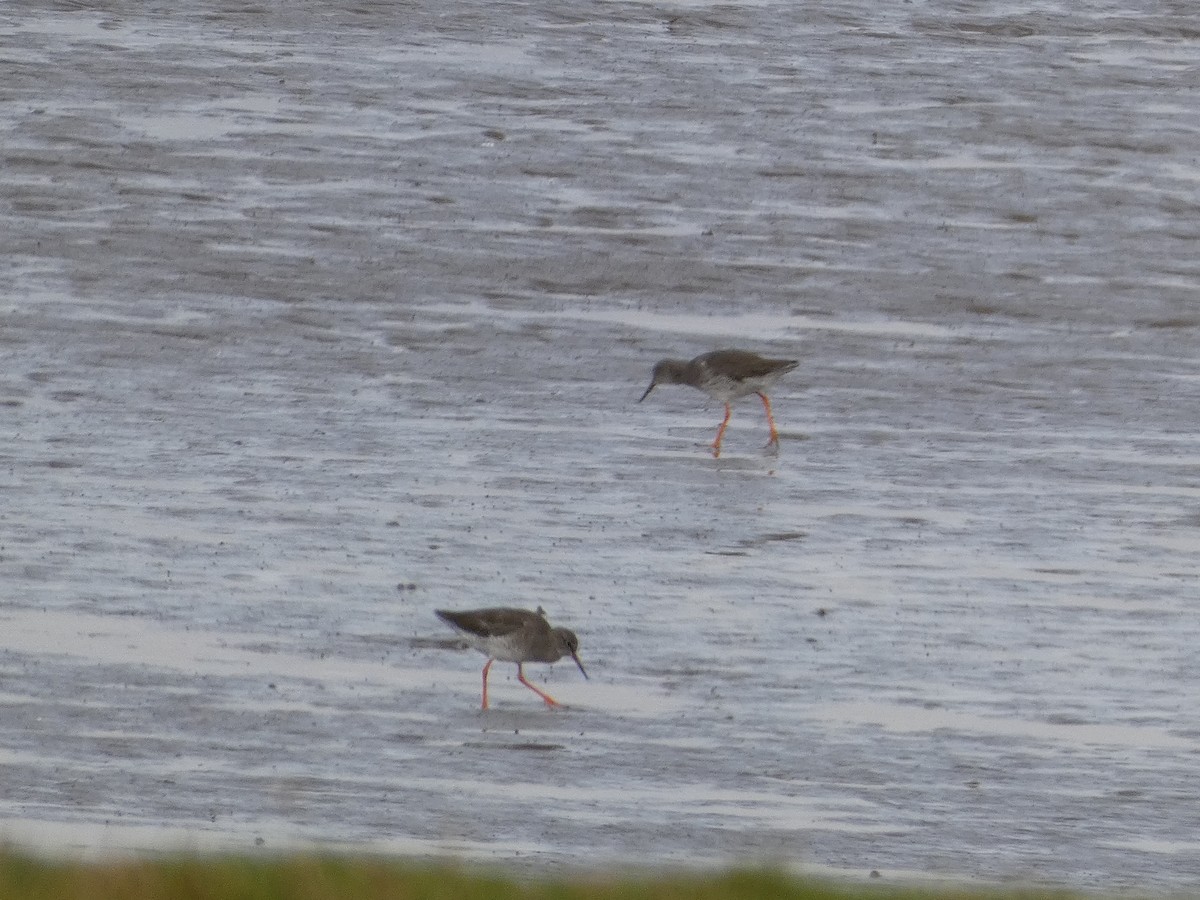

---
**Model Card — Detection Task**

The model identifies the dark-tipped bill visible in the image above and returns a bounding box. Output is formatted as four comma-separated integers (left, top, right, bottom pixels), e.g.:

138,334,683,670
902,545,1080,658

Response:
638,382,655,402
571,651,589,679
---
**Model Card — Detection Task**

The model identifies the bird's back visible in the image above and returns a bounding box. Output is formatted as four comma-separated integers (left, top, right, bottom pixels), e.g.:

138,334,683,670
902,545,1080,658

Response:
694,350,798,401
436,607,539,639
436,607,563,663
699,349,797,378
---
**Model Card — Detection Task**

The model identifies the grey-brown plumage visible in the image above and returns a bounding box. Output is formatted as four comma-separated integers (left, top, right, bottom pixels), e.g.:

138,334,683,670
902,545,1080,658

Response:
435,607,587,709
639,349,798,457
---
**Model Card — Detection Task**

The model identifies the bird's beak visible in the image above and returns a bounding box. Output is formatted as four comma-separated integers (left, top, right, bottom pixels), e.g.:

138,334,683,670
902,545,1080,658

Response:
571,651,589,680
638,382,655,402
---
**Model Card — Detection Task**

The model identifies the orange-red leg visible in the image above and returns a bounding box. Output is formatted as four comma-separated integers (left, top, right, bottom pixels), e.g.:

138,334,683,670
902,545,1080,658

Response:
481,658,493,710
517,663,561,707
711,403,733,457
757,392,780,445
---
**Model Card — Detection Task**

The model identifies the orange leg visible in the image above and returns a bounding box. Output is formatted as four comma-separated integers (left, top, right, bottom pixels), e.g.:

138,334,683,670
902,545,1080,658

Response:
517,663,561,708
757,392,780,445
711,403,733,458
481,658,493,710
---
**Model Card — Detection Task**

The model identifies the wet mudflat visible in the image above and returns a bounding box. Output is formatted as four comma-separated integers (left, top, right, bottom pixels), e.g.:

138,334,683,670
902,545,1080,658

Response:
3,0,1200,892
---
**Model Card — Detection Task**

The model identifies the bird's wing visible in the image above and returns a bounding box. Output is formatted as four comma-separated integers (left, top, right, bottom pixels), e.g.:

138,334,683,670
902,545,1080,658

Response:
437,607,535,638
704,349,797,378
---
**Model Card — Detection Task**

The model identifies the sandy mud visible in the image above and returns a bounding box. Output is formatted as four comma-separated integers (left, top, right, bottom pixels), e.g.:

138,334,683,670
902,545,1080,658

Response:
3,0,1199,891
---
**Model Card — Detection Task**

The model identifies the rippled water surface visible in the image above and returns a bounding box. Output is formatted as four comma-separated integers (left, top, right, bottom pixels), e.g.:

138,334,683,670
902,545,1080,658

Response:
3,0,1200,892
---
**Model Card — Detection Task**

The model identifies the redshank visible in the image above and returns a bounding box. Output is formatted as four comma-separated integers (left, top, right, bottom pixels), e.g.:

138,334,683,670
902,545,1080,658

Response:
435,607,588,710
639,348,799,457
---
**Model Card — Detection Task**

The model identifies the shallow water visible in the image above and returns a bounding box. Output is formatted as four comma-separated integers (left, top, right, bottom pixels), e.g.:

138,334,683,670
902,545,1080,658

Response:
3,0,1200,892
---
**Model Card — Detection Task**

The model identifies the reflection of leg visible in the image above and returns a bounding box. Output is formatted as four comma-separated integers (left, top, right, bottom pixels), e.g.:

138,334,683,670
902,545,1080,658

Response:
757,392,780,445
711,403,733,457
481,658,494,710
517,663,561,707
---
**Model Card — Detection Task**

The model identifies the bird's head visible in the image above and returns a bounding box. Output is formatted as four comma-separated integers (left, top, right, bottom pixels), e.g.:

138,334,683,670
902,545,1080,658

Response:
639,359,688,401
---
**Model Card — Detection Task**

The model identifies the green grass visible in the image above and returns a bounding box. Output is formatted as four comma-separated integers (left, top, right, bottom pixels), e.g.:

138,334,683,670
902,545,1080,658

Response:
0,853,1102,900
